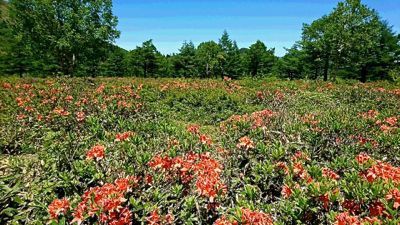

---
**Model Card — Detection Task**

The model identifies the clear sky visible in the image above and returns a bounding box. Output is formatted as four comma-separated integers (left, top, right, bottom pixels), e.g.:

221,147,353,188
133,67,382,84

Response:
113,0,400,57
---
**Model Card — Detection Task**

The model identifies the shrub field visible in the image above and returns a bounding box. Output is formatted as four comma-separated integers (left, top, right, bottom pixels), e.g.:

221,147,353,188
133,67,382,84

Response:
0,77,399,225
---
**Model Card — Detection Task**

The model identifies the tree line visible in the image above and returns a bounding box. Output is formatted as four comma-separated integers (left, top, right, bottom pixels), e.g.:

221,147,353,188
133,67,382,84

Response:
0,0,399,81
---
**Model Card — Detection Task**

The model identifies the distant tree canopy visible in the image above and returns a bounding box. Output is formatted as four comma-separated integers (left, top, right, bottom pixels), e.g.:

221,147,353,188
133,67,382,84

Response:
0,0,399,81
281,0,400,81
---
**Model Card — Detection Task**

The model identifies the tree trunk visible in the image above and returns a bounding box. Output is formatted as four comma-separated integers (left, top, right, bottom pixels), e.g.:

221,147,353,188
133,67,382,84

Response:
323,58,329,81
360,66,367,83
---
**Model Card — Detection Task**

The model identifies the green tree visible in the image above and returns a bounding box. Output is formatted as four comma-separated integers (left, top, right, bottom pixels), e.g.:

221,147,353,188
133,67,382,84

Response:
9,0,119,76
301,0,400,81
277,45,309,79
245,40,275,76
218,30,241,78
99,45,127,76
126,40,160,77
196,41,223,78
173,41,197,77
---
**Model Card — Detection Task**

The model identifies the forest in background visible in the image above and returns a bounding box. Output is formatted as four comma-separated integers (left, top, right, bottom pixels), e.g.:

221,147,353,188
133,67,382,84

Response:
0,0,399,82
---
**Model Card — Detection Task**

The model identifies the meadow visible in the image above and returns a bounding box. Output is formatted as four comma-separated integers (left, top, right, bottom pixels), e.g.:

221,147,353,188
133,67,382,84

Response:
0,77,399,225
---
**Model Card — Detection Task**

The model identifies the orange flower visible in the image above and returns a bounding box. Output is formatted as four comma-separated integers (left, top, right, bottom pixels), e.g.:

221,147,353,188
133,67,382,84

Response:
86,145,105,160
240,208,274,225
359,110,379,119
334,212,360,225
76,111,85,122
237,136,254,150
187,124,200,134
363,161,400,184
386,188,400,209
384,117,398,126
146,210,161,225
115,131,134,142
2,82,12,89
48,198,70,220
199,134,212,146
322,168,340,180
281,184,292,198
355,153,371,165
214,216,238,225
65,95,74,102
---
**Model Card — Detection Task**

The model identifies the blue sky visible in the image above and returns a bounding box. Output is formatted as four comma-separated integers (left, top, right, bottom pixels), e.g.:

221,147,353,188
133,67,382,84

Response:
113,0,400,56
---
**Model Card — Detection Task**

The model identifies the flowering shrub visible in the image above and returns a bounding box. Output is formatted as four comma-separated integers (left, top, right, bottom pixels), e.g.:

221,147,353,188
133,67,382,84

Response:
1,78,399,224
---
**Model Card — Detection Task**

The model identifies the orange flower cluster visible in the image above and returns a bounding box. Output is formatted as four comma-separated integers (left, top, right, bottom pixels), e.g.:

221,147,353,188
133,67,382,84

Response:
146,209,174,225
86,145,105,160
236,136,254,150
115,131,134,142
214,208,273,225
355,152,372,165
199,134,213,146
53,107,70,116
75,111,86,122
376,116,398,133
322,167,340,180
241,208,274,225
386,188,400,209
186,124,213,146
281,184,293,198
72,176,139,225
363,161,400,183
48,198,70,220
187,124,200,134
359,110,379,120
334,212,381,225
220,109,275,131
148,152,226,201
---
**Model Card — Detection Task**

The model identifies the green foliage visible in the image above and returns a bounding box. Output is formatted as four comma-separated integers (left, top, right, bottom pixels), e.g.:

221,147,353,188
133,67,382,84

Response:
0,77,399,224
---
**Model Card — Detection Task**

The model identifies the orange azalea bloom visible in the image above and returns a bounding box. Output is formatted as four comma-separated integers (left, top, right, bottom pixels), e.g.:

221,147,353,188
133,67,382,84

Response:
281,184,292,198
214,216,238,225
53,107,70,116
355,152,371,165
187,124,200,134
361,217,381,225
292,151,310,161
256,91,264,100
334,212,360,225
359,110,379,119
322,168,340,180
86,145,105,160
115,131,134,142
146,210,161,225
236,136,254,150
386,188,400,209
240,208,274,225
75,111,85,122
380,124,392,133
2,82,12,89
199,134,212,146
364,161,400,184
48,198,70,220
72,177,135,225
384,117,398,126
64,95,74,102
